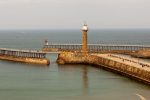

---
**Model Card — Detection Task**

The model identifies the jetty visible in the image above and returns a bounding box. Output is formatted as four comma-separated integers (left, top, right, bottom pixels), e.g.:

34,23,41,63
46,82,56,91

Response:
0,48,50,65
43,43,150,52
56,23,150,85
57,52,150,85
43,42,150,56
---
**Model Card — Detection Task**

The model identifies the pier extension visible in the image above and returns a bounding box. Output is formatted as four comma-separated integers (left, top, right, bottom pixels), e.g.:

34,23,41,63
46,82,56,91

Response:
0,48,50,65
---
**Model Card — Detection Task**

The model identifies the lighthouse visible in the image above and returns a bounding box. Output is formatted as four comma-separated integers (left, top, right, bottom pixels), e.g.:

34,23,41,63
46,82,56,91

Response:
82,23,88,53
44,39,48,45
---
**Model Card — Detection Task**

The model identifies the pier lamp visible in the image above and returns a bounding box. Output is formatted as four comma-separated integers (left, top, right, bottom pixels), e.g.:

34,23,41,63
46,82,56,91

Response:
82,23,88,53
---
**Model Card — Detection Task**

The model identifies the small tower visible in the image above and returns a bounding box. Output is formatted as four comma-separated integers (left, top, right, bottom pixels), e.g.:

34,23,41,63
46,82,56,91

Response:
82,23,88,53
45,39,48,45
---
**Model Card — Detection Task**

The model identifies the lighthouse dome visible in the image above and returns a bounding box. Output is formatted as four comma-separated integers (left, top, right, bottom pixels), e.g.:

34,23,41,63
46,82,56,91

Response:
82,24,88,31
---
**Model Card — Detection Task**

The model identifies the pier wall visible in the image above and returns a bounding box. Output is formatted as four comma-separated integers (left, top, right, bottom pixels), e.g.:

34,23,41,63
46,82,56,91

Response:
0,55,50,65
57,52,150,85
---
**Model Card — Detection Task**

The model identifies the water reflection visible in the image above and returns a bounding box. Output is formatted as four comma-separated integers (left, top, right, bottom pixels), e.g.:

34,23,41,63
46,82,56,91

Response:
58,64,89,94
82,65,89,94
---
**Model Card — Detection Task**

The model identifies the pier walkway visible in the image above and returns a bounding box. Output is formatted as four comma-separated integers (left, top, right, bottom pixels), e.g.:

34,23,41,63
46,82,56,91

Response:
44,44,150,51
0,48,50,65
93,54,150,72
0,48,47,58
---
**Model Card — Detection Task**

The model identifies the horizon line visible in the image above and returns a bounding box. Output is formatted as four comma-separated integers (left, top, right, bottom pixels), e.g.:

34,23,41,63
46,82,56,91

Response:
0,27,150,30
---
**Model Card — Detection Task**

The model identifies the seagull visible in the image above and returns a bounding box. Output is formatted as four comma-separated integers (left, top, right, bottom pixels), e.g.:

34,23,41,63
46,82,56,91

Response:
135,93,146,100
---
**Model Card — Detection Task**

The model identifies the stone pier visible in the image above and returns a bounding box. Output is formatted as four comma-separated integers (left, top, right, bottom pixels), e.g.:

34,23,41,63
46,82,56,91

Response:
57,52,150,85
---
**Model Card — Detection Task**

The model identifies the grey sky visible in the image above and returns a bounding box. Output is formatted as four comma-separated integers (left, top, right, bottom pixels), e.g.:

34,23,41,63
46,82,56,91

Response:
0,0,150,29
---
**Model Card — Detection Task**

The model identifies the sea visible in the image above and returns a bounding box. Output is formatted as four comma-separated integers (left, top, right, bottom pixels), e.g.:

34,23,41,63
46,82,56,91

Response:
0,29,150,100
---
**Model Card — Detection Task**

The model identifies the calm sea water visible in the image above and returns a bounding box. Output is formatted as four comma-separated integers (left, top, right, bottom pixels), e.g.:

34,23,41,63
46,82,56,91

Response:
0,29,150,100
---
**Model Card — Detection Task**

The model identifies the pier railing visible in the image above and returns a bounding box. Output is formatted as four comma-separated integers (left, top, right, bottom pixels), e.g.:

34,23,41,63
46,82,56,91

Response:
43,44,150,51
0,48,46,58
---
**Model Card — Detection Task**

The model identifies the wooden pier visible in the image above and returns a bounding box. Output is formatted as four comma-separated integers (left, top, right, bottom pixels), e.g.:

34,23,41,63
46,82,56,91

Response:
0,48,50,65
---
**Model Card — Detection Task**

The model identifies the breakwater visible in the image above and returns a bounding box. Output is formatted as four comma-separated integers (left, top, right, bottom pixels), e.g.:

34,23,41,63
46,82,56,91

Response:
131,49,150,58
57,52,150,85
0,48,50,65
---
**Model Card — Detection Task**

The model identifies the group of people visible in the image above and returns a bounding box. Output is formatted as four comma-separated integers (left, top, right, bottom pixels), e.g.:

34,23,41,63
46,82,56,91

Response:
108,54,150,68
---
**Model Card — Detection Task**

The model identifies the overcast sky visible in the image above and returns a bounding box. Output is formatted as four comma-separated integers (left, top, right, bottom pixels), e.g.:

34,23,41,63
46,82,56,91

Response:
0,0,150,29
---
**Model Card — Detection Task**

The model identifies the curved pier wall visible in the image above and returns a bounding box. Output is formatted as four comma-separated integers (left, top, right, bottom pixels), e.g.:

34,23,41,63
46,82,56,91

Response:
57,52,150,85
0,55,50,65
